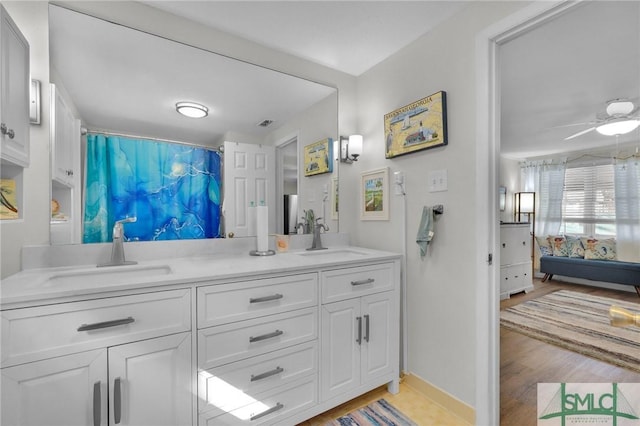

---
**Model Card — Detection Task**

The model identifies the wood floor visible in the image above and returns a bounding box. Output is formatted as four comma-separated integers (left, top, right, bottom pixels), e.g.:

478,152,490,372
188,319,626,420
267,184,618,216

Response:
299,381,471,425
500,278,640,426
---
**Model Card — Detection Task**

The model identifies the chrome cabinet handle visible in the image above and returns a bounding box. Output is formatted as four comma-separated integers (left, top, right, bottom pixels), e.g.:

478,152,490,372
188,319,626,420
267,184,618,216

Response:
77,317,134,332
250,402,284,421
364,314,370,342
249,329,283,343
249,293,283,304
93,381,101,426
7,128,14,139
114,377,122,424
250,366,284,382
356,316,362,345
351,278,374,286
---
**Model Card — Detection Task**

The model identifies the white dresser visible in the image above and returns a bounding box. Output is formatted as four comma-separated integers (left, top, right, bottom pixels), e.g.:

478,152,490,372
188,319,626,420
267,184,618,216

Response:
499,223,534,299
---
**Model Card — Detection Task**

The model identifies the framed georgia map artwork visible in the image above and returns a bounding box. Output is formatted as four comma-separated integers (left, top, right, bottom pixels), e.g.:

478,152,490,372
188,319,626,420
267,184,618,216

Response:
384,91,448,159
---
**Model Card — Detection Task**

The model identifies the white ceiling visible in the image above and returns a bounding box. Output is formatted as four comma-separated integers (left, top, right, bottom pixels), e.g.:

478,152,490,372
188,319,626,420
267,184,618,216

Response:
50,2,640,158
500,1,640,159
143,1,467,77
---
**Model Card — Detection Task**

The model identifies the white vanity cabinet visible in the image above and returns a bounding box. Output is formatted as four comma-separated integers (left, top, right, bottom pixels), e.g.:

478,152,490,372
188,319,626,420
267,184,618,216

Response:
0,4,30,167
1,289,193,426
320,263,398,402
196,273,319,425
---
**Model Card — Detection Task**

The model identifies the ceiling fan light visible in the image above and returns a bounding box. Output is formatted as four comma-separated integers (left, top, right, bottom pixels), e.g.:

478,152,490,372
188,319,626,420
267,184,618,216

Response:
596,119,640,136
176,102,208,118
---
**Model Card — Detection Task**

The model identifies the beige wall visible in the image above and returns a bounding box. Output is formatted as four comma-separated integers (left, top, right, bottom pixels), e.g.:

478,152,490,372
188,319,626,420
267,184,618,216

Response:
345,1,528,407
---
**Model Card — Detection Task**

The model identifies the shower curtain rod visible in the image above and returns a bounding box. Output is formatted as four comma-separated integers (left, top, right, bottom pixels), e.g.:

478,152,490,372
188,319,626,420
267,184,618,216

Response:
80,127,222,152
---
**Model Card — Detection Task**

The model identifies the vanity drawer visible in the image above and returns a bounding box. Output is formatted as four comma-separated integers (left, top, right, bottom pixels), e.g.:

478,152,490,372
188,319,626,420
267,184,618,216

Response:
198,307,317,368
1,289,191,367
321,263,395,303
197,273,318,328
198,375,317,425
198,341,317,414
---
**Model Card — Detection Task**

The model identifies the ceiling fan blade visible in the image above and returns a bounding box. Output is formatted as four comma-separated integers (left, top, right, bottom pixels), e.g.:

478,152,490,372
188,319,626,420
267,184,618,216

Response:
564,126,596,140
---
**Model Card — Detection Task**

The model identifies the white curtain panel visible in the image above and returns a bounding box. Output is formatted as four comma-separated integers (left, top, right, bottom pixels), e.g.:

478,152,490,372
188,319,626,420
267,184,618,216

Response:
521,161,565,237
614,158,640,262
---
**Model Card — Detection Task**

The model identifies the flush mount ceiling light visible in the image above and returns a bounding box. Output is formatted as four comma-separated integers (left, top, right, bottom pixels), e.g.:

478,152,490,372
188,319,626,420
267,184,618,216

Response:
175,102,208,118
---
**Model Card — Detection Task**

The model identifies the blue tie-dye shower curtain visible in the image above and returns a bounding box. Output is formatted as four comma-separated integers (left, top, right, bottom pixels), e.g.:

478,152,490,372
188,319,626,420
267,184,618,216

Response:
83,134,222,243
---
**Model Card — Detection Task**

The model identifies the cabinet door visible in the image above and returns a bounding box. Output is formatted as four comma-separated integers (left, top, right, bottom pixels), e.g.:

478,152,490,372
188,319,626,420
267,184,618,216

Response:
0,5,30,167
320,298,360,400
108,332,192,426
1,349,107,426
361,292,394,383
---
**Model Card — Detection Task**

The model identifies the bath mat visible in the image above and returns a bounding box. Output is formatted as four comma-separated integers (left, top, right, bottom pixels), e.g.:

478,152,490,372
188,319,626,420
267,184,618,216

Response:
324,398,417,426
500,290,640,372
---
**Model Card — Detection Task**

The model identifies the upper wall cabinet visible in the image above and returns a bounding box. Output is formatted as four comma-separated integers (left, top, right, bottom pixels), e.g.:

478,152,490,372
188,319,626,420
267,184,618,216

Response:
0,4,30,168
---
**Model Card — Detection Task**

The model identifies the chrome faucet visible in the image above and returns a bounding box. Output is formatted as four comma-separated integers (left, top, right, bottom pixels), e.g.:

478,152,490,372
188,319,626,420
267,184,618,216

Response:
98,217,137,267
307,220,329,251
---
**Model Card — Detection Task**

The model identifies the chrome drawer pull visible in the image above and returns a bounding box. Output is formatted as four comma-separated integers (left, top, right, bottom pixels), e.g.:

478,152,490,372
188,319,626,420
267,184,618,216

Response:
364,314,370,342
77,317,135,332
250,366,284,382
114,377,122,424
250,402,284,421
356,316,362,345
249,293,283,304
249,329,283,343
93,381,101,426
351,278,375,286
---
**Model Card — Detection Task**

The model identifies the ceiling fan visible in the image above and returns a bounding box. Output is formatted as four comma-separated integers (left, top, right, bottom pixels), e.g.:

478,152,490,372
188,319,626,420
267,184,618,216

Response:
564,98,640,141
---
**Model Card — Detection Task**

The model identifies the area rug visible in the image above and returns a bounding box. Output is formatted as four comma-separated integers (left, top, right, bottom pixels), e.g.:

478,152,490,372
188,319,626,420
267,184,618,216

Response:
324,399,417,426
500,290,640,373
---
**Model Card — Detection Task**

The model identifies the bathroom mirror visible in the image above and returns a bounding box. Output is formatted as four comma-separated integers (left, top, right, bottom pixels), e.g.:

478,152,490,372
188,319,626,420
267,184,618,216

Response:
48,4,339,244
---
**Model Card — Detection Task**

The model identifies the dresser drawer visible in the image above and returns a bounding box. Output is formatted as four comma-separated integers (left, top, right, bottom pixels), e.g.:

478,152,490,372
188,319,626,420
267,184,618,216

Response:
198,341,317,414
1,289,191,366
198,375,317,425
321,263,395,303
198,307,317,368
197,273,317,328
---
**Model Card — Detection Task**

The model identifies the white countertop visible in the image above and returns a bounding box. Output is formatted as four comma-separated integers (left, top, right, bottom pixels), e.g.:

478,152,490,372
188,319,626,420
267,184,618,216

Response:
1,246,400,308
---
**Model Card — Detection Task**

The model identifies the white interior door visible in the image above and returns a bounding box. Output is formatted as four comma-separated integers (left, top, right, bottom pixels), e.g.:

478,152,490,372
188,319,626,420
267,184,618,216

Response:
223,141,276,237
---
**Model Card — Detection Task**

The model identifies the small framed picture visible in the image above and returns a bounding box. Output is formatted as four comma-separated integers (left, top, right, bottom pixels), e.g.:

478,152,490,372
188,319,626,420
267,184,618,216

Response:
360,167,389,221
303,137,333,177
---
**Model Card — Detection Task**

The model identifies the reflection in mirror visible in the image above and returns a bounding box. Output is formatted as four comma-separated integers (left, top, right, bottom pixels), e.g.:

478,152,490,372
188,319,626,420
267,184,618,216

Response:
48,4,338,244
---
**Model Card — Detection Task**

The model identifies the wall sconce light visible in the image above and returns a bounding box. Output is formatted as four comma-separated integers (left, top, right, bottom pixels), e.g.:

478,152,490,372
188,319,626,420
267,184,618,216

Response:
175,102,208,118
339,134,363,163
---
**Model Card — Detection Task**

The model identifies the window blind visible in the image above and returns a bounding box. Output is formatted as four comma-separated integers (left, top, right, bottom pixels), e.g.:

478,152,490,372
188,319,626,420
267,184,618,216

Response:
562,164,615,233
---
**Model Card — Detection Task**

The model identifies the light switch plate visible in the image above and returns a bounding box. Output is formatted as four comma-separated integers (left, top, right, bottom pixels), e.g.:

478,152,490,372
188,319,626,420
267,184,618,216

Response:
429,169,448,192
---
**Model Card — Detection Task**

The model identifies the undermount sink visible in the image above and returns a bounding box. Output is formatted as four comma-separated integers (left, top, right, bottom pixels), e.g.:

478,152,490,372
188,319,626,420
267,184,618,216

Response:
296,248,368,257
47,264,173,287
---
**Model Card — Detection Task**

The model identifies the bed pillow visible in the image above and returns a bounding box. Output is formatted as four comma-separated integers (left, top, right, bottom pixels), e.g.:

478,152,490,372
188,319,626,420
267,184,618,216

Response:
566,235,584,258
551,235,569,257
536,235,553,256
580,237,617,260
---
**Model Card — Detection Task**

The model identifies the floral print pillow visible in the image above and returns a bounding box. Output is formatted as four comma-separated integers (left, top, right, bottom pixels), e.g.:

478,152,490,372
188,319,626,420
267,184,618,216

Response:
551,236,569,257
566,236,584,258
536,235,553,256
